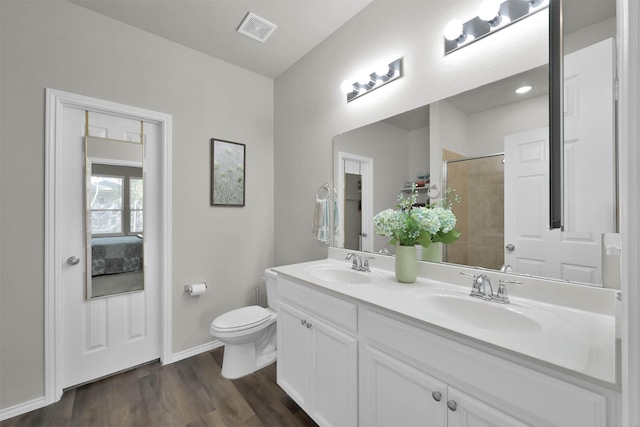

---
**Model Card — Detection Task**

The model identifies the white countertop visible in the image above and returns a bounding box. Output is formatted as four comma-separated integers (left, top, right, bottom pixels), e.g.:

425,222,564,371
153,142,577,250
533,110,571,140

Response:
273,248,619,385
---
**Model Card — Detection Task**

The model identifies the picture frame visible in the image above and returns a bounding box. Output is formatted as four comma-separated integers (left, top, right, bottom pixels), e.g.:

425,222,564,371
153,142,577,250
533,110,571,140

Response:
210,138,245,207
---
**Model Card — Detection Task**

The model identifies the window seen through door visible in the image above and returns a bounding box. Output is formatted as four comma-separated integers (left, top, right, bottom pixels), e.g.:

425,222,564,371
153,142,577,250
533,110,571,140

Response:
90,165,143,235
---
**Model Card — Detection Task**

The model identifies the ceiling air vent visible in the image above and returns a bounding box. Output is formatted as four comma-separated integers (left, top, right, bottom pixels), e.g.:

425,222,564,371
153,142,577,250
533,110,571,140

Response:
237,12,277,43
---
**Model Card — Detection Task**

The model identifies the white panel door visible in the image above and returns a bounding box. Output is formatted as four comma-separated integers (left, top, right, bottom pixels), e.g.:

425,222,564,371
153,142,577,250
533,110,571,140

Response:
336,152,373,252
61,107,160,388
504,128,602,283
504,39,614,284
563,38,615,233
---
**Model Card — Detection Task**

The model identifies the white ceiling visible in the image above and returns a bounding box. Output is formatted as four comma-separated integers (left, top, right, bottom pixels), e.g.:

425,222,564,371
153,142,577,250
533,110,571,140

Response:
67,0,615,89
67,0,373,79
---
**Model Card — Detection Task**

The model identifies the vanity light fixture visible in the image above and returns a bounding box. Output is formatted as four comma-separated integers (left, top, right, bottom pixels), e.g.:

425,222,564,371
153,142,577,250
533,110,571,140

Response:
444,0,549,55
341,58,403,102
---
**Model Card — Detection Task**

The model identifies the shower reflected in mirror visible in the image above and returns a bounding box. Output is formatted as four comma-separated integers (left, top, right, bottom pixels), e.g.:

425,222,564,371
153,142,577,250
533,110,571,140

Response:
443,153,504,271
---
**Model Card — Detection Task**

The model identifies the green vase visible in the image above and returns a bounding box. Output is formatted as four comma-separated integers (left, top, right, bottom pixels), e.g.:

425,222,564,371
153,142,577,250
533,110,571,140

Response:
395,245,417,283
421,242,442,262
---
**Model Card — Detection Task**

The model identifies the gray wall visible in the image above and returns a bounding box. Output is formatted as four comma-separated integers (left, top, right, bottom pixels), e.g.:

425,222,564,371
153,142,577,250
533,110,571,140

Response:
274,0,548,266
0,1,273,409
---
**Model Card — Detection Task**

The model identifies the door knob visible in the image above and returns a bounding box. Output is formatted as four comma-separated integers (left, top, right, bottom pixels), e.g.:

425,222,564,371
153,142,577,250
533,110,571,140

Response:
66,256,80,266
432,391,442,402
447,400,458,411
505,244,515,252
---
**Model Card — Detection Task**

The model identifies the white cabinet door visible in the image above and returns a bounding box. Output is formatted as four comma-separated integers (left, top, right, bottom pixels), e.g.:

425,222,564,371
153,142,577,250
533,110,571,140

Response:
277,301,310,408
309,315,358,427
446,387,529,427
278,300,358,427
360,344,447,427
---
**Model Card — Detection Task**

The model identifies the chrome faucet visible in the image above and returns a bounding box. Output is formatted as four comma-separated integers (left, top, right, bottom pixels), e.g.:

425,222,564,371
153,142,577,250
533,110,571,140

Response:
472,274,494,300
346,253,362,270
346,253,373,272
460,272,521,303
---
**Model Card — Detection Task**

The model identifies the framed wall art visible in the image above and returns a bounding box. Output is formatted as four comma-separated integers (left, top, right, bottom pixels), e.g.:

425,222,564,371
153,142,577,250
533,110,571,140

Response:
210,138,245,207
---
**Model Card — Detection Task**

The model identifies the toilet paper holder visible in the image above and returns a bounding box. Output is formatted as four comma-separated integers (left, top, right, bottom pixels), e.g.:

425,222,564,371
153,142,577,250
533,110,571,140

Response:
184,283,208,293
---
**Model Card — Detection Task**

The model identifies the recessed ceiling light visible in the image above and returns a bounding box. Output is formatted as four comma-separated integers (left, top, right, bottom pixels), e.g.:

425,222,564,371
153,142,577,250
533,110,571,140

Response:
515,85,533,94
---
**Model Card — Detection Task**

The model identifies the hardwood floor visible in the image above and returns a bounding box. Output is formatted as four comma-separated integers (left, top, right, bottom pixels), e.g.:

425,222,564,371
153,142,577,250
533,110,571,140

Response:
1,348,317,427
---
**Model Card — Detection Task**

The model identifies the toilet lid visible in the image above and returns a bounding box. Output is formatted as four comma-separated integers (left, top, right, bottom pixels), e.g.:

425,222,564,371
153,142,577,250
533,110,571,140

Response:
212,306,271,332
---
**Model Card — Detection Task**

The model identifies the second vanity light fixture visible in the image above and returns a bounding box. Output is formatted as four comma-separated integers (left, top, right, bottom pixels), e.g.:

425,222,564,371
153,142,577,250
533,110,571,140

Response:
444,0,549,54
341,58,403,102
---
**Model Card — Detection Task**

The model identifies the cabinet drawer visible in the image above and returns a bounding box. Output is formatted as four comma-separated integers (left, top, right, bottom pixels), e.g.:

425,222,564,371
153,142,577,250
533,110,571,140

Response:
278,276,357,334
360,307,608,427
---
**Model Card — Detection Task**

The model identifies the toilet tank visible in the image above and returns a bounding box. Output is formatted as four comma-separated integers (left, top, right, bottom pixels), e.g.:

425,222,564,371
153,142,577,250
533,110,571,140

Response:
264,269,278,311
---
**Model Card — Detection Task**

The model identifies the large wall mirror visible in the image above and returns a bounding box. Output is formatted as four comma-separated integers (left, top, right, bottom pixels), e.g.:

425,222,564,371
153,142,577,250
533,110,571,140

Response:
333,0,619,287
85,118,145,299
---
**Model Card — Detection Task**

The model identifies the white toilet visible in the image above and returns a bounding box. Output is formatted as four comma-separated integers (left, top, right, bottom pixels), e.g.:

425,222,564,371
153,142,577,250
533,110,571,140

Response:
210,269,278,379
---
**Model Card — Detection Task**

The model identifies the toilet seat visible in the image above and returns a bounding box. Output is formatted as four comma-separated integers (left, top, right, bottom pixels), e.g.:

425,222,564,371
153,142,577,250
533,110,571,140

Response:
211,305,271,333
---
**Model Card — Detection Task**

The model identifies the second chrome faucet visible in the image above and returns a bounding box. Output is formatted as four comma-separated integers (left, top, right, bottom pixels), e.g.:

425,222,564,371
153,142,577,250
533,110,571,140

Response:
461,272,521,304
346,253,374,272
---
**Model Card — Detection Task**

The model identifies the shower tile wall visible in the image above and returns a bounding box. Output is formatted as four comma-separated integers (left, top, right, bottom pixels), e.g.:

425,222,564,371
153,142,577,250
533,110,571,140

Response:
443,150,469,266
444,151,504,270
468,156,504,270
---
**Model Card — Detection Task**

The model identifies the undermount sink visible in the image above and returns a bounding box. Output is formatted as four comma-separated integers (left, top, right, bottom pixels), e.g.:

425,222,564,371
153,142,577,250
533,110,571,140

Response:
418,293,544,334
305,264,373,285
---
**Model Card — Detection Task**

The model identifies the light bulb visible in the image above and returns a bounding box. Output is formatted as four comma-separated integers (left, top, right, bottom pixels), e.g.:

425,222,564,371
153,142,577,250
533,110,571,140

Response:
374,62,391,77
340,80,356,94
443,19,464,41
478,0,501,23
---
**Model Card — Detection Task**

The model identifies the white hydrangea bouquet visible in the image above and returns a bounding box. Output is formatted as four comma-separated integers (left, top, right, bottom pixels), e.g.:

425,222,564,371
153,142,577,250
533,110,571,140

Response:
373,186,460,248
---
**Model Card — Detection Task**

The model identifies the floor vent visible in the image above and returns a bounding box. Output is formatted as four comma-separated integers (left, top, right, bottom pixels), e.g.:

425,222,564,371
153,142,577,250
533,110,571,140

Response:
237,12,277,43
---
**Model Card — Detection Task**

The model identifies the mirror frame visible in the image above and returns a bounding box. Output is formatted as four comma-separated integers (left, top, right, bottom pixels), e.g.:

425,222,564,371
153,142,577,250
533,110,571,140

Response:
85,130,145,300
549,0,564,230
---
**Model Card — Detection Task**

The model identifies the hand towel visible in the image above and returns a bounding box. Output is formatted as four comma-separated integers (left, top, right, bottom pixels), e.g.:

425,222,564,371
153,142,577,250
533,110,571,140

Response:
312,197,330,243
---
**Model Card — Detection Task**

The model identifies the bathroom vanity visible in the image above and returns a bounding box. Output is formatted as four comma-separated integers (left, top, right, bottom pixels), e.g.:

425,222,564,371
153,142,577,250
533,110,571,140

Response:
273,248,620,427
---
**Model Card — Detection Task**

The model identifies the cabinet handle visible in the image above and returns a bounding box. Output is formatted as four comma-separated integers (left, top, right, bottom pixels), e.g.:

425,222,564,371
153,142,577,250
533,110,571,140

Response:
301,319,307,326
432,391,442,402
447,400,457,411
306,322,312,329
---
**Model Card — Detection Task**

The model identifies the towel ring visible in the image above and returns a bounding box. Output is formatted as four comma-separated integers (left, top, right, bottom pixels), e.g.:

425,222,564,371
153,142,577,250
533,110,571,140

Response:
427,184,440,199
316,183,332,200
